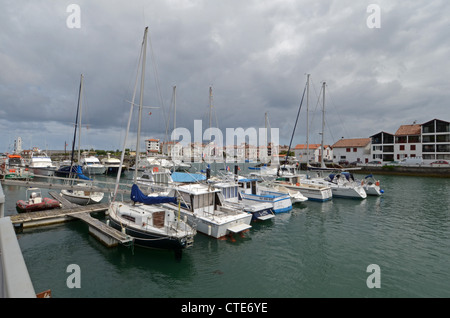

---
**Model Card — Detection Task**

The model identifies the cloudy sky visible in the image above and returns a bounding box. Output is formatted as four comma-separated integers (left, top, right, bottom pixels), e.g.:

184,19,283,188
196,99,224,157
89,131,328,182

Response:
1,0,449,153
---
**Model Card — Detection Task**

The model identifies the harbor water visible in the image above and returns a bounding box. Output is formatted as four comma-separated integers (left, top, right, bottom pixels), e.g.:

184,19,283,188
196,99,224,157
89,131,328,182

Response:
2,165,450,298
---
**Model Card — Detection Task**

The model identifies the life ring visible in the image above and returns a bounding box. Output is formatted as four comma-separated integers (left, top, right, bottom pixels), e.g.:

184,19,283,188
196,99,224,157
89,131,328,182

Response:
375,181,380,186
296,183,300,187
153,166,159,172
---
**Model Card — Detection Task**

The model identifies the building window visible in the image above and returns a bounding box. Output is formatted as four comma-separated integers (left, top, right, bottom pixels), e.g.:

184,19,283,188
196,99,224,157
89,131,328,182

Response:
346,148,350,152
410,145,416,151
353,148,357,152
436,134,450,143
396,136,407,143
400,145,405,151
423,145,436,152
408,135,421,143
437,144,450,152
422,135,435,143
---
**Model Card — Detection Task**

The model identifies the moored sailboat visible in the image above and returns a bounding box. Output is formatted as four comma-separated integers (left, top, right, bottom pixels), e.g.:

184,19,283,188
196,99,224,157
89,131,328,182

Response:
107,27,196,255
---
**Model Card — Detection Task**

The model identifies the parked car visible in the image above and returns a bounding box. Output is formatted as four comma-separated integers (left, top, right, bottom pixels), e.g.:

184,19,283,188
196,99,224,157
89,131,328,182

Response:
430,160,449,166
338,160,349,165
367,160,382,165
383,161,400,166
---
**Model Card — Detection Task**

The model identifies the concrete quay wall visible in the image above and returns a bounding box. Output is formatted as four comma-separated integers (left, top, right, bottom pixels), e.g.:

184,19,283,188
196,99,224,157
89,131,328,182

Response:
355,165,450,178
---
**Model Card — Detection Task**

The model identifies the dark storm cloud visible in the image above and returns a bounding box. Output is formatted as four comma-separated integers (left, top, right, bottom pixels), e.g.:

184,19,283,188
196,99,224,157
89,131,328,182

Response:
1,0,449,152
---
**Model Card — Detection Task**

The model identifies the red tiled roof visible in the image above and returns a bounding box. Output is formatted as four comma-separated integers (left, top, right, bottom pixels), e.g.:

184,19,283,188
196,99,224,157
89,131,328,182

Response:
294,144,330,150
332,138,371,148
395,124,421,136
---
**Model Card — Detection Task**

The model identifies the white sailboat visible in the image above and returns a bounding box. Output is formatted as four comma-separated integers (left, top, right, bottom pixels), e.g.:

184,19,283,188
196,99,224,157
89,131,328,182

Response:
107,27,196,255
60,74,104,205
304,82,366,199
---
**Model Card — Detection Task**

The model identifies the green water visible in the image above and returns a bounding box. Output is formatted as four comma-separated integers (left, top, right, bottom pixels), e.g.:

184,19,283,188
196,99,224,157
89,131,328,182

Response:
3,169,450,298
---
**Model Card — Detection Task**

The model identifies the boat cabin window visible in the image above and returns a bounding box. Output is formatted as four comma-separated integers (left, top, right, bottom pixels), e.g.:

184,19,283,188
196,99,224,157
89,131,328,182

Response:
122,215,135,222
221,186,238,199
192,193,214,210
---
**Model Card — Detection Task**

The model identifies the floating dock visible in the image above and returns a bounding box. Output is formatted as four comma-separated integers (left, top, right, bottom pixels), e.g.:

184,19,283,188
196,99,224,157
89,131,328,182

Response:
10,191,133,248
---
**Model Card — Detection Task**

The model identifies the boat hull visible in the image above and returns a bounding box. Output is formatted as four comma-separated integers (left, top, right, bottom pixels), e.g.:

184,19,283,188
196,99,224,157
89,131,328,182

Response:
31,167,57,177
239,192,292,213
166,206,252,239
82,166,106,175
16,198,61,213
60,190,104,205
108,217,192,250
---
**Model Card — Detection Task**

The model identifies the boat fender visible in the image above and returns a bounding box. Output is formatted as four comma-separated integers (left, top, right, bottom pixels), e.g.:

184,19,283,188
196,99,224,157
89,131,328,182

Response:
361,180,364,186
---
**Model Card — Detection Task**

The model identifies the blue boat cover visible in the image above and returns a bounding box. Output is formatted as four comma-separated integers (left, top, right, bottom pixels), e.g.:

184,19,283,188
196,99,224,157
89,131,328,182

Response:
130,184,177,204
171,172,206,183
75,165,92,180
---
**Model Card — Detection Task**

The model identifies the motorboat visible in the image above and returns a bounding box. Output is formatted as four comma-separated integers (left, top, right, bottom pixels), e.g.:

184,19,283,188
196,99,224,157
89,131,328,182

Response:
259,181,308,204
162,183,252,239
16,188,61,213
29,151,57,177
304,171,367,199
274,174,333,202
0,154,34,180
208,177,275,222
81,155,106,175
101,153,126,175
237,177,293,213
360,174,384,196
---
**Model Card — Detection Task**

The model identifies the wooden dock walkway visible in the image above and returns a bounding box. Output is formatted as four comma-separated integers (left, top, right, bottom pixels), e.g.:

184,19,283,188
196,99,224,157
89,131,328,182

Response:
10,191,133,247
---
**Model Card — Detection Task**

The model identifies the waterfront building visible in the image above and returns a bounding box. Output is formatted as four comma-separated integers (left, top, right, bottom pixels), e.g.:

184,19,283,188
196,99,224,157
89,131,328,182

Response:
331,138,371,164
294,144,332,163
145,138,160,156
370,131,395,162
421,119,450,162
394,124,422,161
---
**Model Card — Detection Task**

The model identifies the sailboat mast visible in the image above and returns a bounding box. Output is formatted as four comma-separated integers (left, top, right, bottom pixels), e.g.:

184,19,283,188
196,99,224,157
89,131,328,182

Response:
134,26,148,183
209,86,213,134
306,74,310,165
321,81,326,168
173,85,177,135
77,74,83,164
69,74,83,179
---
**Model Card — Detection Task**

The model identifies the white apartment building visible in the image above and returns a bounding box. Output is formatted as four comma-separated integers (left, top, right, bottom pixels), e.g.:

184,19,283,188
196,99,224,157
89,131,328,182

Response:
145,138,160,156
294,144,332,163
332,138,371,163
394,124,422,161
370,131,395,162
421,119,450,163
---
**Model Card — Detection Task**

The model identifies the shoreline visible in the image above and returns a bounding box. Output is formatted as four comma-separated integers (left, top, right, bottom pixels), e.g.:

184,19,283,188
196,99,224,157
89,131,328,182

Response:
350,165,450,178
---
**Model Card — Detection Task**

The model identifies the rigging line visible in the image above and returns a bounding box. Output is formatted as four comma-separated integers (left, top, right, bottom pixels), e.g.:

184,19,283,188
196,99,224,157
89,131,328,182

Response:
284,79,307,167
326,87,350,142
309,83,323,144
147,30,168,143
